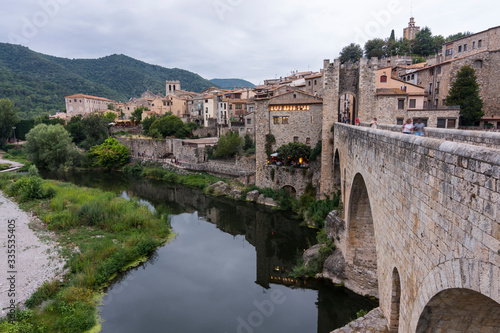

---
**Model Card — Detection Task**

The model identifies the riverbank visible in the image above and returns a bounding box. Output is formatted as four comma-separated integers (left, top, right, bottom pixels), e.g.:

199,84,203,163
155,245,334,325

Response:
0,192,66,317
0,150,25,173
0,173,172,332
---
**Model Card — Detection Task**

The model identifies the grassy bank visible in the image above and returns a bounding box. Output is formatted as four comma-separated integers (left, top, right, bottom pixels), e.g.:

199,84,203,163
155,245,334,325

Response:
0,173,172,333
123,162,226,190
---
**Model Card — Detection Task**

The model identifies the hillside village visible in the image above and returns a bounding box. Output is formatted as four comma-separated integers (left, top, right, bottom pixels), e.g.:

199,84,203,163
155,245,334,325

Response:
58,22,500,133
1,14,500,333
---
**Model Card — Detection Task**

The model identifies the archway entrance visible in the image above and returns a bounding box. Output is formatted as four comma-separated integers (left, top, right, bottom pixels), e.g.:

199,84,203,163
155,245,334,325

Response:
338,93,357,124
389,268,401,332
282,185,297,198
346,173,378,296
416,288,500,332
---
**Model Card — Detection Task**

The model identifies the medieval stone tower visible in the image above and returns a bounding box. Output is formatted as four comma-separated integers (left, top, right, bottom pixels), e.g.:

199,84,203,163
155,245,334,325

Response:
166,80,181,95
320,58,378,195
403,17,420,40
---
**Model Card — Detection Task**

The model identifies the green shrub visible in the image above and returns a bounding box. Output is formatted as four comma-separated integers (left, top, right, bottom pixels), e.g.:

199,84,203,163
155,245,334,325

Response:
25,280,63,308
27,165,40,177
123,163,143,177
8,176,45,202
77,201,106,226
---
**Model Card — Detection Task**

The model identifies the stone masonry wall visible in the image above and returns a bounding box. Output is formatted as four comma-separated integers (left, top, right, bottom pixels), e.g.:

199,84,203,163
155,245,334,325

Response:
258,160,321,197
362,123,500,148
334,123,500,332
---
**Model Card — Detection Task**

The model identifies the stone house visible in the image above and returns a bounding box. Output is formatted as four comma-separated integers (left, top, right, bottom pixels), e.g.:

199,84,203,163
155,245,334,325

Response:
402,25,500,127
65,94,114,117
374,66,458,127
304,73,324,97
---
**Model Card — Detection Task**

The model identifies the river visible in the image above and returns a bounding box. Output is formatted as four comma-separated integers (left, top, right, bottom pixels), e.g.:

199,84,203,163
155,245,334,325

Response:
42,170,376,333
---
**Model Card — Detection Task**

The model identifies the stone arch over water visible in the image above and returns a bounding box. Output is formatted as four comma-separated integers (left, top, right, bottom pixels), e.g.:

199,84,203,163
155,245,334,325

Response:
410,259,500,331
416,289,500,332
345,173,378,297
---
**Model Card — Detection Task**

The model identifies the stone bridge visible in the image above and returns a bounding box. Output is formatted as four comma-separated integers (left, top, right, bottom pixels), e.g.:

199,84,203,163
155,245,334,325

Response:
323,123,500,332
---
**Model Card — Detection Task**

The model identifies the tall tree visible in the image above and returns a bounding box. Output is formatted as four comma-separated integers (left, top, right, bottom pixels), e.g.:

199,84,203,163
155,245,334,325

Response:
413,27,435,56
433,35,446,54
0,99,20,144
389,29,396,42
445,65,484,126
214,131,243,159
80,114,110,150
364,38,387,59
339,43,363,63
25,124,74,169
130,106,148,124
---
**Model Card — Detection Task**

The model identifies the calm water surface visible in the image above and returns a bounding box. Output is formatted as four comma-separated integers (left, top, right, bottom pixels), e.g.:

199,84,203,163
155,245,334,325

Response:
42,171,376,333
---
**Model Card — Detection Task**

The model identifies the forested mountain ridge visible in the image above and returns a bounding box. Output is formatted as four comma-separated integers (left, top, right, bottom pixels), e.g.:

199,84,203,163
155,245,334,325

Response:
210,78,255,89
0,43,215,118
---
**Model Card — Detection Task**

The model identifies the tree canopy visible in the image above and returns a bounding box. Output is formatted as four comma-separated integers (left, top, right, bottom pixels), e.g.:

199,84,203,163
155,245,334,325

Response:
25,124,74,169
149,114,183,138
445,65,484,126
339,43,363,63
413,27,438,57
91,137,130,170
277,142,312,165
65,114,109,150
0,98,20,145
364,38,386,59
214,131,242,159
130,106,148,124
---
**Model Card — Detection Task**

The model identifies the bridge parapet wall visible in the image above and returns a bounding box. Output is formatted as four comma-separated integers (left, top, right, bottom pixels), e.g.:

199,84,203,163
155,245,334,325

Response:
334,122,500,332
360,122,500,149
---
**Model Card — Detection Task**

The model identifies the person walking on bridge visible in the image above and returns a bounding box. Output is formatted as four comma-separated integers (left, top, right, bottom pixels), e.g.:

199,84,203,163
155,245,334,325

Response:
402,118,414,134
414,118,425,136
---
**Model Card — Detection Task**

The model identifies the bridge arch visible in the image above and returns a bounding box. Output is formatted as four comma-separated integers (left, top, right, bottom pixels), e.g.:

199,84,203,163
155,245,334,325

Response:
416,289,500,332
345,173,378,296
333,149,341,192
410,259,500,332
389,268,402,332
281,185,297,198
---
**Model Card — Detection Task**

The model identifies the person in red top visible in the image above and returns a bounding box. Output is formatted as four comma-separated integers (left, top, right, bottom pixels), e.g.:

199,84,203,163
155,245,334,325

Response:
355,118,360,126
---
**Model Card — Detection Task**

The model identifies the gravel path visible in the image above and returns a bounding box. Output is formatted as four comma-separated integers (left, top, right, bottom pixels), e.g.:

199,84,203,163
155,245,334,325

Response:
0,192,66,317
0,151,24,173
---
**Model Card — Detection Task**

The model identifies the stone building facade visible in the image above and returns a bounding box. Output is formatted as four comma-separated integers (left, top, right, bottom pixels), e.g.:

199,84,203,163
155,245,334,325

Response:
254,89,323,194
65,94,113,116
404,26,500,127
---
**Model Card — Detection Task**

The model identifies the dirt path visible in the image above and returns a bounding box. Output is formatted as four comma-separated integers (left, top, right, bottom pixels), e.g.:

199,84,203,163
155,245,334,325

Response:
0,192,66,317
0,151,24,173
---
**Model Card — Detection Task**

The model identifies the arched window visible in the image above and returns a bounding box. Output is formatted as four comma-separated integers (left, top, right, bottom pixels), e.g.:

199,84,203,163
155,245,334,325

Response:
474,60,483,69
380,75,388,83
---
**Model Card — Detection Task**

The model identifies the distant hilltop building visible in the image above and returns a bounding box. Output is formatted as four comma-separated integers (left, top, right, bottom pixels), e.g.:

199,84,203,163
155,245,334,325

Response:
404,17,420,40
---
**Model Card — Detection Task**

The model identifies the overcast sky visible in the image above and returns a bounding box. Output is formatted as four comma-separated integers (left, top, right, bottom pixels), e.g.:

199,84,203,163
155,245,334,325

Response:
1,0,499,85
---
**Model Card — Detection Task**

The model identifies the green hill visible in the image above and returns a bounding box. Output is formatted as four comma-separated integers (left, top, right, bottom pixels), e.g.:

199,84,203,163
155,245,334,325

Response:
0,43,215,118
210,78,255,89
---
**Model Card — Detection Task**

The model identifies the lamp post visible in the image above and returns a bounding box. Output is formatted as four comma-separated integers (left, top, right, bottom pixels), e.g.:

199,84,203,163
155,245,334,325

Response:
12,127,16,143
